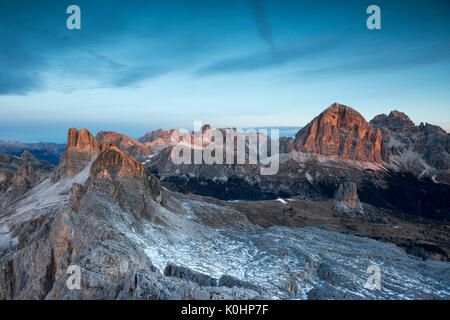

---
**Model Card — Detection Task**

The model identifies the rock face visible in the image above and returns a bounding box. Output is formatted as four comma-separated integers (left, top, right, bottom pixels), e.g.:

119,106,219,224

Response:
5,165,39,201
89,145,163,206
334,182,360,211
370,110,415,131
370,111,450,183
20,150,40,165
279,137,295,154
67,128,100,152
96,131,150,160
52,128,100,182
0,171,9,193
0,152,54,207
295,103,387,163
69,183,84,211
163,263,217,287
138,129,165,143
218,274,259,291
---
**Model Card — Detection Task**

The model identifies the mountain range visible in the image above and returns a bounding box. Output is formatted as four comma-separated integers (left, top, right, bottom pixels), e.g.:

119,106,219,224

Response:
0,103,448,300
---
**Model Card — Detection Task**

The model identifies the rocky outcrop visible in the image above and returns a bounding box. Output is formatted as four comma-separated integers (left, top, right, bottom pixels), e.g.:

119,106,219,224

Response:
20,150,40,165
163,263,217,287
218,274,259,291
90,145,162,199
370,110,415,131
370,111,450,183
334,182,360,211
138,129,165,143
69,183,84,211
0,152,54,206
295,103,387,163
114,269,259,300
96,131,150,160
51,128,100,183
67,128,100,152
307,284,360,300
84,145,163,218
279,137,295,154
5,165,39,200
0,171,10,193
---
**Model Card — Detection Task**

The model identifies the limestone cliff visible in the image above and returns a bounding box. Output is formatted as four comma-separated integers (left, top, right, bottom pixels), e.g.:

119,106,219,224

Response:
294,103,387,163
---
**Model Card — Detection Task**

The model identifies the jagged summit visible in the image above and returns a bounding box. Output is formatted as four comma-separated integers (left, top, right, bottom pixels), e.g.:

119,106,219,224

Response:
96,131,149,158
369,110,449,180
20,150,40,164
370,110,415,130
89,144,163,204
138,129,164,144
294,103,387,163
52,128,101,182
91,144,147,180
67,128,100,152
65,143,165,225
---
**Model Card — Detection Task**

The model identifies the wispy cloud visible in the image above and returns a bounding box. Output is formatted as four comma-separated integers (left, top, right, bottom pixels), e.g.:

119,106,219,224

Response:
194,38,343,76
250,0,276,52
301,42,450,76
0,1,173,94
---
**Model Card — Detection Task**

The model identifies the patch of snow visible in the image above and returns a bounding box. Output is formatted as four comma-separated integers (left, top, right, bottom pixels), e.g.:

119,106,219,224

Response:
305,172,313,184
212,176,228,183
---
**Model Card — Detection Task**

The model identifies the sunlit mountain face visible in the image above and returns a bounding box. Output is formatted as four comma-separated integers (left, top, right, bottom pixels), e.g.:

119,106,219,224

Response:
0,1,449,302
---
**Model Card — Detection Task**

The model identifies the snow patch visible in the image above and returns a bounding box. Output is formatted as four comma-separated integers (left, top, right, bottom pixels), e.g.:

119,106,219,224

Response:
305,172,313,184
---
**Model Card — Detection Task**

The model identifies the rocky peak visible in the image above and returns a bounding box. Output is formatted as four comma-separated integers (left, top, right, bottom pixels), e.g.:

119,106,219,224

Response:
295,103,387,163
279,137,295,154
51,128,101,183
10,164,39,189
419,122,447,135
370,110,415,130
96,131,150,159
20,150,39,164
370,111,449,181
1,164,41,205
67,128,100,152
138,129,165,143
88,145,163,207
90,145,147,180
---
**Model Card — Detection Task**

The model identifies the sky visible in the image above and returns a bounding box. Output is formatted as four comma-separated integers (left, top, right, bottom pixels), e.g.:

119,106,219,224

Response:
0,0,449,142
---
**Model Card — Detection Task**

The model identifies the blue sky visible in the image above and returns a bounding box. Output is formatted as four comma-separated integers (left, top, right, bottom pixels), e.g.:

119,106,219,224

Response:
0,0,449,142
